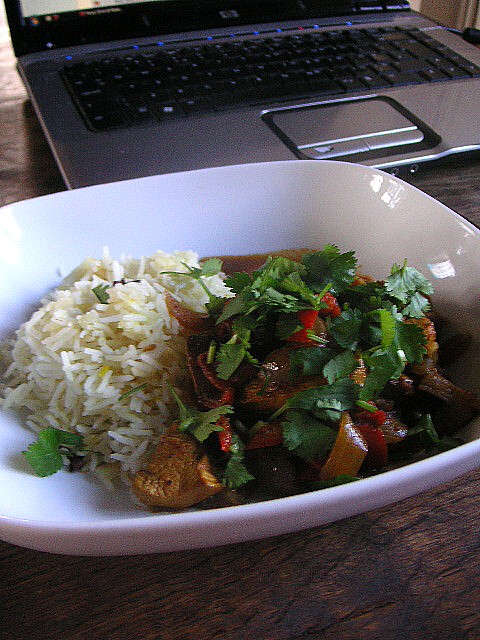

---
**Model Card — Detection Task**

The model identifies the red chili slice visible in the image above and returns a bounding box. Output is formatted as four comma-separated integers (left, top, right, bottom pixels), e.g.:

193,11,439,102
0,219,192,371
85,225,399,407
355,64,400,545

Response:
217,416,233,453
357,424,388,468
318,292,341,318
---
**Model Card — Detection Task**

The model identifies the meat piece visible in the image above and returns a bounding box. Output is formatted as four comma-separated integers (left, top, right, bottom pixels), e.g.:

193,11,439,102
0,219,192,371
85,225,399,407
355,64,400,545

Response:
210,248,314,276
240,346,326,416
165,292,214,335
132,424,223,509
417,368,480,434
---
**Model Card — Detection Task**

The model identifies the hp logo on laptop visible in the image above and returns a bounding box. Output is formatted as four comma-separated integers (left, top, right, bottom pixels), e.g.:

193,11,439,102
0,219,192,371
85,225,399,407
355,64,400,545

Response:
219,9,240,18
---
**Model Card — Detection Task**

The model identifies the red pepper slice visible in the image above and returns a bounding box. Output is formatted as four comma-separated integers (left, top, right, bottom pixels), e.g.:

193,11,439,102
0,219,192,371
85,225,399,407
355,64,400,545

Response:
287,308,319,344
318,292,341,318
356,407,387,427
217,416,233,453
357,424,388,468
297,308,319,329
287,292,341,344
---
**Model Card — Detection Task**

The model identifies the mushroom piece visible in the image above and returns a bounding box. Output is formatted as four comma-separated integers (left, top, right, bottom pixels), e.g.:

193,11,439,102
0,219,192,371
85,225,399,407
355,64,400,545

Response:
132,423,223,509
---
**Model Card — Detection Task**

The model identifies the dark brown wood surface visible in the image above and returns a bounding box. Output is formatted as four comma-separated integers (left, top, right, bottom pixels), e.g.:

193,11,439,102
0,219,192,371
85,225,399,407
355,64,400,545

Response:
1,10,480,640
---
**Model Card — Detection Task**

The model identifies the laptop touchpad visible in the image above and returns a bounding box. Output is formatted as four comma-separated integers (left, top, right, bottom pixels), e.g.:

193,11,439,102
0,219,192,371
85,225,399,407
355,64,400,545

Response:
263,96,429,160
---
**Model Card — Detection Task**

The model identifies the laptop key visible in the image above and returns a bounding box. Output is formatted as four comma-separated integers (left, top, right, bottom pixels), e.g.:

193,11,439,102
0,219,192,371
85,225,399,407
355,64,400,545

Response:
120,98,156,123
154,102,185,120
179,97,215,115
359,72,389,88
460,62,480,76
420,68,449,82
90,110,130,131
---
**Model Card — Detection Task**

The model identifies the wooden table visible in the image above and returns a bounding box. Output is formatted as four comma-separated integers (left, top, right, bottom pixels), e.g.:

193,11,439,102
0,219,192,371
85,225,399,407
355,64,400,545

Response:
1,10,480,639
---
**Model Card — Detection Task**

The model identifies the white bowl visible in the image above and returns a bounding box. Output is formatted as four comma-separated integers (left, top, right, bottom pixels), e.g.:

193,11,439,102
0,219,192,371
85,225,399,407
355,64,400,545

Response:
0,160,479,555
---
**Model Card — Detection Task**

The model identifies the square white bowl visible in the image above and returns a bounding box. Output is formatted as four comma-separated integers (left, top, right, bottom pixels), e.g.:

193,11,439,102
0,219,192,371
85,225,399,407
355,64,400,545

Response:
0,160,478,555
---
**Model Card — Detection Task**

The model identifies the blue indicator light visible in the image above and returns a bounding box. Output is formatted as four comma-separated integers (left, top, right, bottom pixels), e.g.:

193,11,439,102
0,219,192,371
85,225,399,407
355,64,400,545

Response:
276,28,282,32
65,55,72,60
157,41,164,46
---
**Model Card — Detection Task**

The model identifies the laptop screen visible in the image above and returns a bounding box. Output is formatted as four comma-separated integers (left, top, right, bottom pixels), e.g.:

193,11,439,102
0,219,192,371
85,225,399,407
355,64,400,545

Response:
19,0,169,18
5,0,408,57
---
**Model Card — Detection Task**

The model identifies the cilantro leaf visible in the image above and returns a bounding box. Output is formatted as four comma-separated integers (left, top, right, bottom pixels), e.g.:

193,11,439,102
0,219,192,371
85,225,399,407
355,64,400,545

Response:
323,350,358,384
223,457,255,490
23,428,85,477
169,384,233,441
402,291,432,319
282,411,336,460
224,271,253,294
358,308,427,400
395,320,427,364
92,283,110,304
215,325,254,380
198,258,223,277
359,344,404,401
223,434,255,489
376,307,396,349
274,378,358,421
329,308,364,350
220,256,319,325
302,245,357,295
288,346,335,378
385,260,434,318
408,414,464,453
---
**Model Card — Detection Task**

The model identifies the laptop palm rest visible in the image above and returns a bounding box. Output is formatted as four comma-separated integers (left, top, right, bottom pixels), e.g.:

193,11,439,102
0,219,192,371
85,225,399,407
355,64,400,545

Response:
263,96,437,161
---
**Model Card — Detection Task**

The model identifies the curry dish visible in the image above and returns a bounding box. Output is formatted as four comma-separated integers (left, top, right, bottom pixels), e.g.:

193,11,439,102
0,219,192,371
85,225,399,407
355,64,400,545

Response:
131,247,480,510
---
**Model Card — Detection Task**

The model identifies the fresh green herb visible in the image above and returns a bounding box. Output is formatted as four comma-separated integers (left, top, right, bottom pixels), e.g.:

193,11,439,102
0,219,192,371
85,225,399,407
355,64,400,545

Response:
329,308,364,350
356,400,378,413
288,346,335,378
282,411,336,460
323,350,358,385
359,315,426,401
409,414,464,453
119,383,148,400
223,434,255,489
215,325,256,380
301,244,357,295
385,259,434,318
219,255,321,326
272,377,358,421
23,428,85,477
206,341,217,365
169,384,233,442
215,253,340,378
92,283,110,304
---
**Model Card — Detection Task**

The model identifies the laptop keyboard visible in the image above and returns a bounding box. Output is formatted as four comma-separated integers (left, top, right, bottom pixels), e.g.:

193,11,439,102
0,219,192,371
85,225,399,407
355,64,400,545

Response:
60,26,480,132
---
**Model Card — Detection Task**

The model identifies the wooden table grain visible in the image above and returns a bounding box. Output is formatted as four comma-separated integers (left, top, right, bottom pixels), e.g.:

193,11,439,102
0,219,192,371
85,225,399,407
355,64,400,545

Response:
1,10,480,640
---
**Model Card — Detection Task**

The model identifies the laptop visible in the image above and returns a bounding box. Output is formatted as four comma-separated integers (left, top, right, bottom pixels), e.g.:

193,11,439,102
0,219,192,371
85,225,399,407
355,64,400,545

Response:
4,0,480,189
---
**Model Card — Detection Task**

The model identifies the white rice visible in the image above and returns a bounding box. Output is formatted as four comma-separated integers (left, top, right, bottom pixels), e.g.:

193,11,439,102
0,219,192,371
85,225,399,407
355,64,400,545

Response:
0,248,231,483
